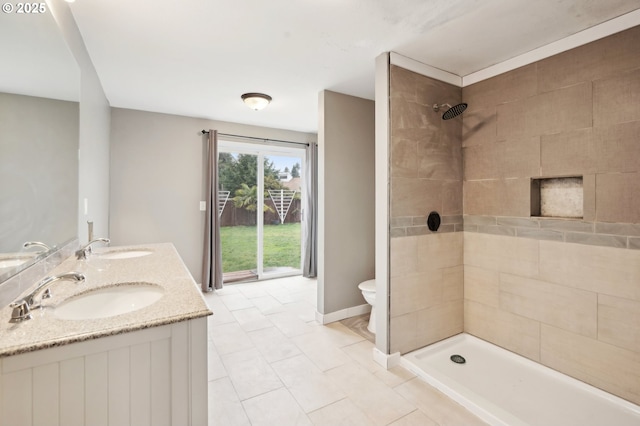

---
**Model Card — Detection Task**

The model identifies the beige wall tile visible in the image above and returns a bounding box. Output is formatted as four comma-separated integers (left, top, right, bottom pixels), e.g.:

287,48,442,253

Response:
390,235,463,349
583,174,596,222
457,28,640,409
537,82,593,135
594,121,640,174
392,126,438,145
463,178,531,217
422,79,463,119
496,83,592,141
595,172,640,223
594,69,640,127
390,236,419,278
391,65,461,108
390,65,420,102
465,300,541,361
496,96,540,141
541,324,640,405
442,265,464,302
598,294,640,353
390,271,443,317
502,137,541,178
465,137,540,181
462,106,497,148
499,273,597,337
391,177,442,218
539,240,640,301
442,180,463,215
540,128,596,176
417,134,462,181
464,265,500,307
416,301,463,349
390,138,418,178
390,312,418,355
538,26,640,92
464,232,539,277
463,63,538,113
390,99,429,132
391,65,461,132
463,143,499,181
417,232,463,272
390,65,464,358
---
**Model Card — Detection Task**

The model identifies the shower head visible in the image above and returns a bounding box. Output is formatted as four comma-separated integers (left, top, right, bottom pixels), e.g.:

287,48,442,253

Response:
433,103,468,120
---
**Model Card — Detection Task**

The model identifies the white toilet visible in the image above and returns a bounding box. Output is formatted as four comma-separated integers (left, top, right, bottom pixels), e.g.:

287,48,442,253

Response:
358,279,376,334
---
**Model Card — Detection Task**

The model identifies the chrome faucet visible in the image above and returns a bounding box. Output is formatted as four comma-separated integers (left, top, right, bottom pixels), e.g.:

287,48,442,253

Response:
23,241,51,252
9,272,85,322
75,238,110,260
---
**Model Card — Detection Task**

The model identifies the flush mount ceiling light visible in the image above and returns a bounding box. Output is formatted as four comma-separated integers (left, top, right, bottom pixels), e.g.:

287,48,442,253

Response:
241,93,272,111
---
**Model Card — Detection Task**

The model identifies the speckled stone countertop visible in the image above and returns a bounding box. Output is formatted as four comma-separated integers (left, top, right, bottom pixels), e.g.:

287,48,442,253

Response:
0,243,212,357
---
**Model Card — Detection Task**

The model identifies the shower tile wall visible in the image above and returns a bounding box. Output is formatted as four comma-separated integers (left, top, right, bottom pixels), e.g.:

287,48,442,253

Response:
462,25,640,405
389,65,464,355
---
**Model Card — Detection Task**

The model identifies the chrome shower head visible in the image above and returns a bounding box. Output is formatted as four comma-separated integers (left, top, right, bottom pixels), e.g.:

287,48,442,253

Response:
433,103,468,120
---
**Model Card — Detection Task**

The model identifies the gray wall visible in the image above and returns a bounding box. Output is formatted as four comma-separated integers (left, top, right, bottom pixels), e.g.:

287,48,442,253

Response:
109,108,315,283
318,90,375,315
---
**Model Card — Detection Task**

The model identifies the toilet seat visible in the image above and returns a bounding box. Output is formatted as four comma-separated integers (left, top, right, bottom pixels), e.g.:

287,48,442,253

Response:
358,279,376,292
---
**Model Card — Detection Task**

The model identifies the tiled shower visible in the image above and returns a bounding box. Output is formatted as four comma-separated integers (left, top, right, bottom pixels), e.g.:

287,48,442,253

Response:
388,25,640,405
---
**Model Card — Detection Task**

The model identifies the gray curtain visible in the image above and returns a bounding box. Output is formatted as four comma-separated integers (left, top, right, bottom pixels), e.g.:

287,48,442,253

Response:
303,142,318,278
202,130,223,291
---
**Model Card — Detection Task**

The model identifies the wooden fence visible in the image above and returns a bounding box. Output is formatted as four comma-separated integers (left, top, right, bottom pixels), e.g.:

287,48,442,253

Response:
220,198,301,226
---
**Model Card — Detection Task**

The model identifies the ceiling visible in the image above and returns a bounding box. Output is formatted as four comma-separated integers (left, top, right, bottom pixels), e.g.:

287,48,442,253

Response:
67,0,640,134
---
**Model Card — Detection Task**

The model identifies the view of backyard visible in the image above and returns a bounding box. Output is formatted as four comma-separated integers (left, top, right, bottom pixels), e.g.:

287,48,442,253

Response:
220,223,301,272
218,148,303,278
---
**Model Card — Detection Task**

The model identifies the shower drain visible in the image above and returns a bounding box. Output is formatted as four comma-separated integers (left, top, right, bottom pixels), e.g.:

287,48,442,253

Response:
450,354,466,364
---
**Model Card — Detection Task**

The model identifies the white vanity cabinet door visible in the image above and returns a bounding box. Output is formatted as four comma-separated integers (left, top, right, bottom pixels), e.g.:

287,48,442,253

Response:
0,317,207,426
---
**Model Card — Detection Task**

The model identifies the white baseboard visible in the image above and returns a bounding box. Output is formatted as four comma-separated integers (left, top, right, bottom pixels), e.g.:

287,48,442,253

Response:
373,348,401,370
315,303,371,325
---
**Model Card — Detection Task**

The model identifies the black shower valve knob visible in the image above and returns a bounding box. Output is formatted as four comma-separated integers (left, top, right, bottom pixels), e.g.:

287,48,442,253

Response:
427,211,441,232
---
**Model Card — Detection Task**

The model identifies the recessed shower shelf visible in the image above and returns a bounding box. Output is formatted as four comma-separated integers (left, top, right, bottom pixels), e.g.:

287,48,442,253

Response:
531,177,583,219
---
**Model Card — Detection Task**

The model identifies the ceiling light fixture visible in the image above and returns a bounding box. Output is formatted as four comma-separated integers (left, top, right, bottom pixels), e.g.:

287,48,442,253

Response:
241,93,272,111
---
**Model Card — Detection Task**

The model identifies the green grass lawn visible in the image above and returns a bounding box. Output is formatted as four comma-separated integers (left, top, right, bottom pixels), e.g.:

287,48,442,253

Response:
220,223,301,273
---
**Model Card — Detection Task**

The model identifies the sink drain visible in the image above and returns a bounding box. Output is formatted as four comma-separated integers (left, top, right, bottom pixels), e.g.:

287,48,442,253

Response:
450,354,466,364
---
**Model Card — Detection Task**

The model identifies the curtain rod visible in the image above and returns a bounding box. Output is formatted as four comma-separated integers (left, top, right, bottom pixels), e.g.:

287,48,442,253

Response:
201,130,310,147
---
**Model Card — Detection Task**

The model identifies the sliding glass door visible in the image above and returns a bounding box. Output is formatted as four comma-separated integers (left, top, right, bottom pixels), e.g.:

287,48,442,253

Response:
263,153,303,276
218,140,304,282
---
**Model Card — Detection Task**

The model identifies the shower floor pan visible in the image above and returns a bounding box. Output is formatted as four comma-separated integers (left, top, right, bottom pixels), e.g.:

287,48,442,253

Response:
401,333,640,426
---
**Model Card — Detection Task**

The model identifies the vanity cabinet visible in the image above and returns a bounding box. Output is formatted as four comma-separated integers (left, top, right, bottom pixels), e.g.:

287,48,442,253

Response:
0,317,207,426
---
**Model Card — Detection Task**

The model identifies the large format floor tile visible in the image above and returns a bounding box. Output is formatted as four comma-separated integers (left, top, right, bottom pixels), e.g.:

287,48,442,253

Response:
204,276,484,425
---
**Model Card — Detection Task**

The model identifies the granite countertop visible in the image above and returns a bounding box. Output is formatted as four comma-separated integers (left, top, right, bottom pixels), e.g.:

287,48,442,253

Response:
0,243,212,357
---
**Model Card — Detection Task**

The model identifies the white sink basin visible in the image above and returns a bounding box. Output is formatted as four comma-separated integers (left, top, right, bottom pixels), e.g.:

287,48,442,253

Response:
96,249,153,260
54,283,164,320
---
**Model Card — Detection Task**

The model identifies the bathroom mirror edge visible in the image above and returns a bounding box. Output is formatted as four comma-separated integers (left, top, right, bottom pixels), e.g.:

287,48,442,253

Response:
0,7,81,284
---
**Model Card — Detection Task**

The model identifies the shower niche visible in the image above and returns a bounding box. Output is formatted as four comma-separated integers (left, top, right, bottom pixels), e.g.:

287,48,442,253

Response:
531,177,583,219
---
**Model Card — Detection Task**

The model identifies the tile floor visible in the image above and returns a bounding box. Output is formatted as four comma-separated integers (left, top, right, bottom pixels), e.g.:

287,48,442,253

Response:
203,275,486,426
